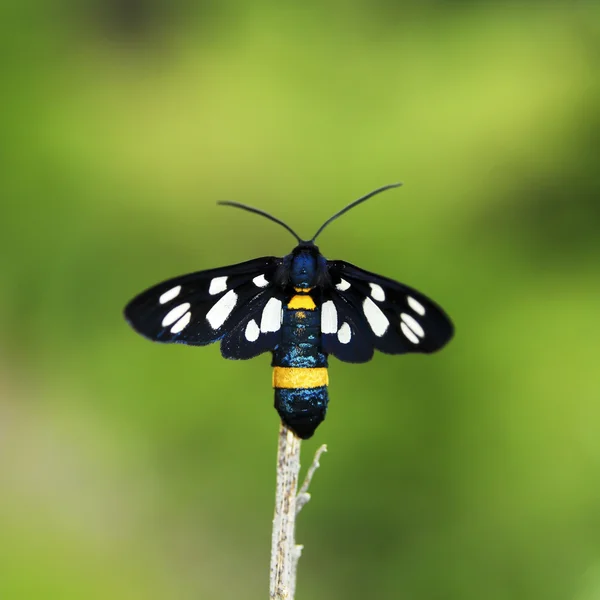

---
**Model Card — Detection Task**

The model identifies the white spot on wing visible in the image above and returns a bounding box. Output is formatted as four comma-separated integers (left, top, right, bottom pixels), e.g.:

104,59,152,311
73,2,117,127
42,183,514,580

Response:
363,297,389,337
401,313,425,338
336,278,350,291
407,296,426,316
162,303,191,327
338,322,351,344
369,283,385,302
260,298,282,333
245,319,260,342
159,285,181,304
170,311,191,333
321,300,338,334
209,276,228,295
401,322,420,344
206,289,238,329
252,274,269,288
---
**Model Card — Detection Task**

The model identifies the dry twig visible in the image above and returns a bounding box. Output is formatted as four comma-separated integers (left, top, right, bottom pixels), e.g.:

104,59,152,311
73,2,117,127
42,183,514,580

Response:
269,423,327,600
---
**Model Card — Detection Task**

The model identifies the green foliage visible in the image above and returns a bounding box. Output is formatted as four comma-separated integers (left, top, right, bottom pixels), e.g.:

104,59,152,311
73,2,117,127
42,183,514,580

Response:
2,2,600,598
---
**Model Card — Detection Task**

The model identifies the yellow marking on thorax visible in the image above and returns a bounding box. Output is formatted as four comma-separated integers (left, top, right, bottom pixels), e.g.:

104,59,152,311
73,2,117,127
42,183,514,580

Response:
294,286,313,292
287,294,316,310
273,367,329,389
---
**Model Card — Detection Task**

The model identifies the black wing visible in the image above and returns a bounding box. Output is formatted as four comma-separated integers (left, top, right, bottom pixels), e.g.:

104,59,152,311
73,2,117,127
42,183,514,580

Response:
321,260,454,363
124,257,285,359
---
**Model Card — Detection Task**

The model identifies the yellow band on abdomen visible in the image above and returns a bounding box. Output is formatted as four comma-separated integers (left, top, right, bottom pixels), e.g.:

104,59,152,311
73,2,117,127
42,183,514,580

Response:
272,367,329,389
287,294,316,310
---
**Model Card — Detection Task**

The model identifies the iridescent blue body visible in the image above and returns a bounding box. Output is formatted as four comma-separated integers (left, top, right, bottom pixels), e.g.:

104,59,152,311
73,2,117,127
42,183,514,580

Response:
272,246,330,438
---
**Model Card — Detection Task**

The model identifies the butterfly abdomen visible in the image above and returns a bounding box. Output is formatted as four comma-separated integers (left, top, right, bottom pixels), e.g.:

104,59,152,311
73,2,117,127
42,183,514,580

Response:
272,292,329,439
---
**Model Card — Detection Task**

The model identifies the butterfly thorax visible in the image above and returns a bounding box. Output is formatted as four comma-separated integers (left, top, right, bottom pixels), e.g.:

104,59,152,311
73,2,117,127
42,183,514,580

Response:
284,243,328,290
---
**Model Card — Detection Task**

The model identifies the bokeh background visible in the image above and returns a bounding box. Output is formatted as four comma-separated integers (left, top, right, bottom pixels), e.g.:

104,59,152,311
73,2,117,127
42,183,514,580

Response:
2,1,600,599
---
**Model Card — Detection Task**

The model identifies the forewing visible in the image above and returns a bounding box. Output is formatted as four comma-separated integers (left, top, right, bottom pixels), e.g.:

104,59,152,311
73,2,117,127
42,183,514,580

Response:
323,260,454,361
124,257,283,356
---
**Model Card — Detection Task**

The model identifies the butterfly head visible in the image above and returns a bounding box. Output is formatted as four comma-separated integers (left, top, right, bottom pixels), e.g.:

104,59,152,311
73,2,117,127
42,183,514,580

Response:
289,242,325,289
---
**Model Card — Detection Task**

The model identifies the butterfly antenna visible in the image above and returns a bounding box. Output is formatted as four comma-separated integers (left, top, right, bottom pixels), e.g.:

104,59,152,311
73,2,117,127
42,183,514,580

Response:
218,201,303,243
310,183,403,242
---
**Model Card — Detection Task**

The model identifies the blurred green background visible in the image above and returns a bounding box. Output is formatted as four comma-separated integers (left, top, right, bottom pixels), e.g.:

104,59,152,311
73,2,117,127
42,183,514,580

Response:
2,1,600,599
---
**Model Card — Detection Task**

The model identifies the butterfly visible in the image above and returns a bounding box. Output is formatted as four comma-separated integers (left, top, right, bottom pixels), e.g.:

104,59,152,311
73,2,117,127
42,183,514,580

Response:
124,184,454,439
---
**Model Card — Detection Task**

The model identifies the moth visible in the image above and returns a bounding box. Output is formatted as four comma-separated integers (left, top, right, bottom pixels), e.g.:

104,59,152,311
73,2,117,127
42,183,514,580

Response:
124,184,454,438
